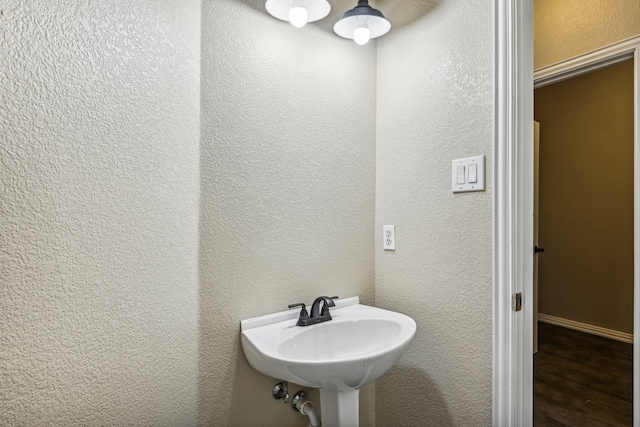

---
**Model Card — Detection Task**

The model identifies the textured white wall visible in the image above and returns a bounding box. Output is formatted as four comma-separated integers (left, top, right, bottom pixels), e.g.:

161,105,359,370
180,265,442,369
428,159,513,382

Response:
199,0,376,425
375,0,494,425
535,0,640,68
0,1,201,425
2,0,499,425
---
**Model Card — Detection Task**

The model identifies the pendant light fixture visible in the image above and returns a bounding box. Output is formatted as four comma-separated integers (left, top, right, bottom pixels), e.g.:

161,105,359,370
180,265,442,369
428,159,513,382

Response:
265,0,331,28
333,0,391,45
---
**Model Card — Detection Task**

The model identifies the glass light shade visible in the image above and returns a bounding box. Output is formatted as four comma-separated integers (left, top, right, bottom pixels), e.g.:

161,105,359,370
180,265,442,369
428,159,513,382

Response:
289,6,308,27
353,26,370,45
333,0,390,43
265,0,331,26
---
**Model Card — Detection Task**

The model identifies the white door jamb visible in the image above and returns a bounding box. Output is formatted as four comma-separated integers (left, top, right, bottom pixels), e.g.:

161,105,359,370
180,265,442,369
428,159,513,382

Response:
495,0,640,421
494,0,534,425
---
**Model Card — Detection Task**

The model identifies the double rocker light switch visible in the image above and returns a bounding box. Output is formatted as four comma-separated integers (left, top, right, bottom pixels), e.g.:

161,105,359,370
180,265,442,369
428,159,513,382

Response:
452,155,485,193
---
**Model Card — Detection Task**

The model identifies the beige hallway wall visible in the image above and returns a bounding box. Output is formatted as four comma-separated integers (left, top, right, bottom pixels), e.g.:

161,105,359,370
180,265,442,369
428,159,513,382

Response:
535,60,634,333
535,0,640,68
534,0,640,335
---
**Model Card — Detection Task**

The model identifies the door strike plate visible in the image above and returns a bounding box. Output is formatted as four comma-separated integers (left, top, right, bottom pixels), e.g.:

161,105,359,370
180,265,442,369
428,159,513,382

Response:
513,292,522,312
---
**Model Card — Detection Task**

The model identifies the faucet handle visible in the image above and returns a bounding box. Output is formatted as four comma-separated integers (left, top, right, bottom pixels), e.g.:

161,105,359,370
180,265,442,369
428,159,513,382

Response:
289,302,306,308
288,303,309,325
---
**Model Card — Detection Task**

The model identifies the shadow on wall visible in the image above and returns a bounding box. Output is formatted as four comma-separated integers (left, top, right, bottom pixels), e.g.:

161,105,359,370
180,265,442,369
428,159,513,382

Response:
376,364,454,427
201,331,321,426
225,333,377,426
234,0,441,34
230,340,307,426
199,315,445,425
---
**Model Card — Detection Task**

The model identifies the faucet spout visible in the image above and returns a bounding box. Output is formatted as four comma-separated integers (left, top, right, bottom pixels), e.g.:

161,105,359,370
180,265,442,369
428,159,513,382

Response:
310,296,336,319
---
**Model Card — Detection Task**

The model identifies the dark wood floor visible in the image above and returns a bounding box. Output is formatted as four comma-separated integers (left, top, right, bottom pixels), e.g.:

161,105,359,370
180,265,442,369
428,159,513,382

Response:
534,322,633,426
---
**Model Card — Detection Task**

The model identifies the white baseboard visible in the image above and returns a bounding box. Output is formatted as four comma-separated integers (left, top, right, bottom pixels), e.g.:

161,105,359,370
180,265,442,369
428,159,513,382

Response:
538,313,634,344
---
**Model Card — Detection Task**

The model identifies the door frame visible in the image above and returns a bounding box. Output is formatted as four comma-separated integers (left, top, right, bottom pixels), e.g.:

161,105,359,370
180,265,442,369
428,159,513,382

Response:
494,1,640,423
494,0,534,424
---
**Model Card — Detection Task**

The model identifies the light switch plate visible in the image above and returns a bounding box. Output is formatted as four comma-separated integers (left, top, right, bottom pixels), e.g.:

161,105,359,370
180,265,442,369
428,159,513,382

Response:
452,155,485,193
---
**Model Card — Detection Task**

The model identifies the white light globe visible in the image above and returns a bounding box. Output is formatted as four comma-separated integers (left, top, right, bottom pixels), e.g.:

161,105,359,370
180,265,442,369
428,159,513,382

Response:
289,6,308,28
353,26,370,45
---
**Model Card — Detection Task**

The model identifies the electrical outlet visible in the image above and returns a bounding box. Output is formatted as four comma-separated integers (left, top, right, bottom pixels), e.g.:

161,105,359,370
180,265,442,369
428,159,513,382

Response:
383,225,395,251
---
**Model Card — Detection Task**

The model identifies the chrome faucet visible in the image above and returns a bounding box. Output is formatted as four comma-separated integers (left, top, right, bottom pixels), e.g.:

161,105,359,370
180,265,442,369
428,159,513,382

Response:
288,296,338,326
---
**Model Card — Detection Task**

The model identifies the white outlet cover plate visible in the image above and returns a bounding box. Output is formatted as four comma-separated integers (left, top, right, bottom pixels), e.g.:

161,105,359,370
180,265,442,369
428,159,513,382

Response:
452,155,485,193
383,225,395,251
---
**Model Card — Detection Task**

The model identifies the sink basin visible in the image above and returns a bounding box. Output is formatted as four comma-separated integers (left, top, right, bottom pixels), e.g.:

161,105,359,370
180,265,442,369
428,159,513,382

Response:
240,297,416,426
241,297,416,390
279,318,403,361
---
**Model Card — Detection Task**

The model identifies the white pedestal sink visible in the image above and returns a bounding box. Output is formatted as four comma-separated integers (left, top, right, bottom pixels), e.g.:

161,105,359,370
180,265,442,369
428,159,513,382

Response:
240,296,416,427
